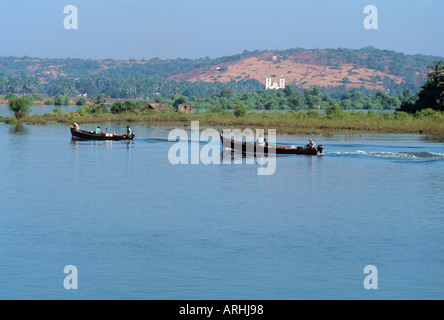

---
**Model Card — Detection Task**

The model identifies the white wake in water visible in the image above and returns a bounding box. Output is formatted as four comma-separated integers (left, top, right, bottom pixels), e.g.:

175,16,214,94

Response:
329,150,444,161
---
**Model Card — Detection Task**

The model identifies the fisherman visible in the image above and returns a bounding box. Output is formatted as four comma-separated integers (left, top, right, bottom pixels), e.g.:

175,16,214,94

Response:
73,122,79,131
306,138,316,149
95,126,101,134
256,134,266,147
123,126,132,138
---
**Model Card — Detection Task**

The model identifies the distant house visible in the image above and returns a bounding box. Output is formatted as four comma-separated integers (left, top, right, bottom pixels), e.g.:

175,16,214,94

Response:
144,103,170,111
176,105,195,113
265,76,285,90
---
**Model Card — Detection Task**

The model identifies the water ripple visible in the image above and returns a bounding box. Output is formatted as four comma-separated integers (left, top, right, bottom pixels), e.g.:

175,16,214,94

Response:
328,150,444,161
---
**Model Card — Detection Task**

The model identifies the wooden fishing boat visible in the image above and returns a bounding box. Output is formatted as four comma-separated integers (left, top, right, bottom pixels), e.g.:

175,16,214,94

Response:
220,134,323,155
70,126,135,141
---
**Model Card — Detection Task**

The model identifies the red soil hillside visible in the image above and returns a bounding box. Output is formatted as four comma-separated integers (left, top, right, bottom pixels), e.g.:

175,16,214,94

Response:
168,51,404,90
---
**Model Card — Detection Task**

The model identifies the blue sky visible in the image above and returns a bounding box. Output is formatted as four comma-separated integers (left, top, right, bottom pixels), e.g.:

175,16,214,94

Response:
0,0,443,60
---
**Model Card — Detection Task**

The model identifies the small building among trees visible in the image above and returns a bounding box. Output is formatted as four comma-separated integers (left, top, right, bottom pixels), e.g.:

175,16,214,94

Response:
144,103,170,111
266,76,285,90
176,105,195,113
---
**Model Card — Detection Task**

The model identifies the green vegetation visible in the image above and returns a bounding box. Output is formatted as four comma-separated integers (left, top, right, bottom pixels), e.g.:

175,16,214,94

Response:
2,69,442,135
76,97,88,105
0,74,40,94
190,86,403,111
93,93,108,104
77,104,109,115
1,53,443,136
0,77,409,113
5,93,18,100
0,50,261,82
1,47,442,100
399,60,444,113
23,94,35,103
5,106,442,136
8,97,32,119
54,94,71,105
233,101,249,117
33,93,46,101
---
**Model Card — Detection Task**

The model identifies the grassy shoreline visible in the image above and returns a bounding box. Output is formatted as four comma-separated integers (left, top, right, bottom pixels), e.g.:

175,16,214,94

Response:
1,109,444,137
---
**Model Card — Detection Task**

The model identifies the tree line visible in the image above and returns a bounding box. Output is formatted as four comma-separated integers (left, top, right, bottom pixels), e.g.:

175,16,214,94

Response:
398,60,444,113
0,72,264,99
1,47,439,84
3,60,443,119
0,71,411,111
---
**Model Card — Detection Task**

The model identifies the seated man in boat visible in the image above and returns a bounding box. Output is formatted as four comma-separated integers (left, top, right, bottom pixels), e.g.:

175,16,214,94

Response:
306,139,316,149
122,126,132,138
95,126,102,134
256,135,266,147
73,122,79,131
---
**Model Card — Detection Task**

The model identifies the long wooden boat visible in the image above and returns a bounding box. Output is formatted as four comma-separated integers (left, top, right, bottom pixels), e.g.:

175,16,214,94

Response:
70,126,135,141
220,134,323,155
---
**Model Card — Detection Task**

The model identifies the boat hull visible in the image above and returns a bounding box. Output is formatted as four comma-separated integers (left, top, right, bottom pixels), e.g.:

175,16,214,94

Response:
220,134,323,155
70,127,135,141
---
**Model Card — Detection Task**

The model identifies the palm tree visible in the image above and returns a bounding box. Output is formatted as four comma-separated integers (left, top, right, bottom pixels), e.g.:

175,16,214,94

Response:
399,60,444,112
419,60,444,110
426,60,444,84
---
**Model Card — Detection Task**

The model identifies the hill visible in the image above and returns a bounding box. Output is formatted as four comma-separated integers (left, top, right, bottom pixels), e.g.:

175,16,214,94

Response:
169,50,404,90
168,47,444,93
0,47,442,97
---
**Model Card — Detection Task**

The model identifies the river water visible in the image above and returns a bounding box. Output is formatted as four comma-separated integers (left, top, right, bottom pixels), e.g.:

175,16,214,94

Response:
0,119,443,299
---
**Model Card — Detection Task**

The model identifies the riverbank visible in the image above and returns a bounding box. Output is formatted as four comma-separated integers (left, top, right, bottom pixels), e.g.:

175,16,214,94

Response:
1,109,444,137
0,99,94,105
